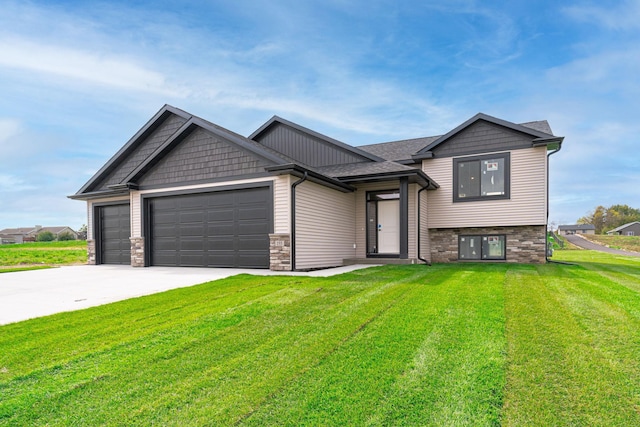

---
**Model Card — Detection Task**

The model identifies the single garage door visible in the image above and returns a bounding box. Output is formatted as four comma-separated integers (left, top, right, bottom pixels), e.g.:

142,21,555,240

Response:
148,187,272,268
97,204,131,265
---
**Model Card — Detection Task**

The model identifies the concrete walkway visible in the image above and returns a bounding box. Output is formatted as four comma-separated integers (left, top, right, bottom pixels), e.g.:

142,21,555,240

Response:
0,264,375,325
564,234,640,257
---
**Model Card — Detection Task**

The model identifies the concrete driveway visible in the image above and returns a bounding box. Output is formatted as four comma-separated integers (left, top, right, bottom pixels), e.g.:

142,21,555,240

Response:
0,264,374,325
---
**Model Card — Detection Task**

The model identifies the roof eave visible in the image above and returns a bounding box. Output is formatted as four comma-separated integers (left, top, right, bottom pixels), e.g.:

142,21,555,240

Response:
265,164,356,193
532,136,564,150
337,170,439,190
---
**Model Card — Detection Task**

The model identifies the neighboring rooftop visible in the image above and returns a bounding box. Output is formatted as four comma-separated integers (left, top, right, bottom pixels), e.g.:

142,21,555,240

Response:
558,224,596,230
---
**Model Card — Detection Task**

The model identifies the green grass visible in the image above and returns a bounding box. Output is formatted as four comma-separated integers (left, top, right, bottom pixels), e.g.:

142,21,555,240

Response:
0,241,86,271
1,251,640,425
583,234,640,253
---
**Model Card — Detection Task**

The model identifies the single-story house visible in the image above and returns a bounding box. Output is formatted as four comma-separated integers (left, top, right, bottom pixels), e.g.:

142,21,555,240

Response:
0,226,78,244
70,105,563,270
606,221,640,236
557,224,596,235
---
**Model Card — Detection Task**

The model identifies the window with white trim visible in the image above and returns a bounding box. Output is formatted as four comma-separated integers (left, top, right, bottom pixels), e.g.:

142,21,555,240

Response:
453,153,510,202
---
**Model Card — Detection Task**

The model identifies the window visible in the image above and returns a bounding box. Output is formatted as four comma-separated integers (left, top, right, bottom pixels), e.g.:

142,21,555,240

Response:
453,153,510,202
459,235,506,260
627,231,635,236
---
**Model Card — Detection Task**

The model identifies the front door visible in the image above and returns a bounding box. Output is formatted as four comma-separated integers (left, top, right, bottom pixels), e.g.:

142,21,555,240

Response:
378,200,400,253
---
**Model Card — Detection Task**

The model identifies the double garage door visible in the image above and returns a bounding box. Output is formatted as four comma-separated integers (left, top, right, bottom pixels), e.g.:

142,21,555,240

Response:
97,187,272,268
147,187,272,268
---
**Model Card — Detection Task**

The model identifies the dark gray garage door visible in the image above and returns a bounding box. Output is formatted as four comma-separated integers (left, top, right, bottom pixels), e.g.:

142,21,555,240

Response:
98,204,131,265
148,187,272,268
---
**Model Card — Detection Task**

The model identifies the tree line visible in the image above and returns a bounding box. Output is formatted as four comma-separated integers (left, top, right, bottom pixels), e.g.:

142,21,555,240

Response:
577,204,640,234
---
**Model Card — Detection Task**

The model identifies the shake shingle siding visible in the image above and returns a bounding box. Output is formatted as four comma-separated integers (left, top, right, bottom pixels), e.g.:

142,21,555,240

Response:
93,114,187,191
139,128,270,186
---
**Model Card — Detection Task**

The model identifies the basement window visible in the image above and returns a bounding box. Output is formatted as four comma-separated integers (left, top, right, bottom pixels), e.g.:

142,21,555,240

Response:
459,235,506,260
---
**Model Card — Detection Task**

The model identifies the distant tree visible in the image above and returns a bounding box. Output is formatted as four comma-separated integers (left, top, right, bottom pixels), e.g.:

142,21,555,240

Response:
36,230,56,242
58,231,76,241
578,205,606,234
578,204,640,234
77,224,87,240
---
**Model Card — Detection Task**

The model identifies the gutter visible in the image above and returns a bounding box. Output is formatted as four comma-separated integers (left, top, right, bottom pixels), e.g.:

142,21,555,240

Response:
545,142,573,265
417,185,432,265
290,172,308,271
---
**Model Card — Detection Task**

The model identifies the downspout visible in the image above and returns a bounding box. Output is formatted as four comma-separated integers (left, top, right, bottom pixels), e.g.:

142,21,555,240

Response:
290,172,308,271
545,145,572,265
417,185,432,266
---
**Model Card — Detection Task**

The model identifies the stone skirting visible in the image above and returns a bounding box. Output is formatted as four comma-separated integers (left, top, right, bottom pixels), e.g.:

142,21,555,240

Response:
130,237,145,267
429,225,546,263
87,239,96,265
269,233,291,271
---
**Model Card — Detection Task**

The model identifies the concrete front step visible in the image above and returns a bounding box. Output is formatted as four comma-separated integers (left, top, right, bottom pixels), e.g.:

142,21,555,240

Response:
343,258,426,265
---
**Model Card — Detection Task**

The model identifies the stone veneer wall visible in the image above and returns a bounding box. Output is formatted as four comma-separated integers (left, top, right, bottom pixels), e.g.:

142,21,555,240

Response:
130,237,144,267
430,225,546,263
269,233,291,271
87,239,96,265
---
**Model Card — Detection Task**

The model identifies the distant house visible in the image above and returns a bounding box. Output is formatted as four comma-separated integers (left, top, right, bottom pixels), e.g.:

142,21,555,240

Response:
558,224,596,235
0,226,78,244
70,105,564,268
0,235,16,244
606,222,640,236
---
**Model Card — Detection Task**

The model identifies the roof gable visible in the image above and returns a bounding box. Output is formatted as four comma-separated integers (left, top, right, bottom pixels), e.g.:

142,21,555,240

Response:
414,113,562,159
250,116,383,167
76,105,191,194
137,124,280,187
73,106,289,197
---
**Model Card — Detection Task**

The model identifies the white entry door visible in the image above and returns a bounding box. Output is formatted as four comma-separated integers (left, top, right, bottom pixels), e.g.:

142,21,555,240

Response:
378,200,400,254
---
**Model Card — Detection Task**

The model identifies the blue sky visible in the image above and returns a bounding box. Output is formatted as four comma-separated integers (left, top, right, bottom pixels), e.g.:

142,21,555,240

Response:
0,0,638,231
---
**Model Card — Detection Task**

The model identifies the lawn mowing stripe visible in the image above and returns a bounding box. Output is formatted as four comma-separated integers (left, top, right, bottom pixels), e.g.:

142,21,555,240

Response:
123,268,418,425
0,275,291,379
503,262,640,426
242,265,506,426
0,269,407,425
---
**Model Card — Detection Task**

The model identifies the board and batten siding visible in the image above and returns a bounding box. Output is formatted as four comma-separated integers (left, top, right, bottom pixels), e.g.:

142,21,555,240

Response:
294,180,356,269
424,147,547,229
86,196,130,240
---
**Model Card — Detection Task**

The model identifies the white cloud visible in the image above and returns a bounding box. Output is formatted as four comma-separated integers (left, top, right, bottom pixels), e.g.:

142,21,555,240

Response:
0,37,186,97
0,174,35,192
0,118,21,142
563,1,640,31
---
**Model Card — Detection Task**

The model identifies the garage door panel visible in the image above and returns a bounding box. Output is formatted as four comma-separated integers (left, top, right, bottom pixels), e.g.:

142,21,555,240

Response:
98,204,130,265
149,187,271,268
180,238,205,251
208,209,235,221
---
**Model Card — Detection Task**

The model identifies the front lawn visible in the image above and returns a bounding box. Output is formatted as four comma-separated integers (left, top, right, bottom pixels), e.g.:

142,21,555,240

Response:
0,241,87,272
1,250,639,425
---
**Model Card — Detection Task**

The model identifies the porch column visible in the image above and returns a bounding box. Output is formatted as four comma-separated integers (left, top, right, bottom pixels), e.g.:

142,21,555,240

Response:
400,177,409,259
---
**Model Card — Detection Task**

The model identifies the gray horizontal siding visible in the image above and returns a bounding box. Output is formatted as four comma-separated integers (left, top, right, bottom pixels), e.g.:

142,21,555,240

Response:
432,120,534,158
256,123,369,167
94,113,187,191
139,128,271,187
